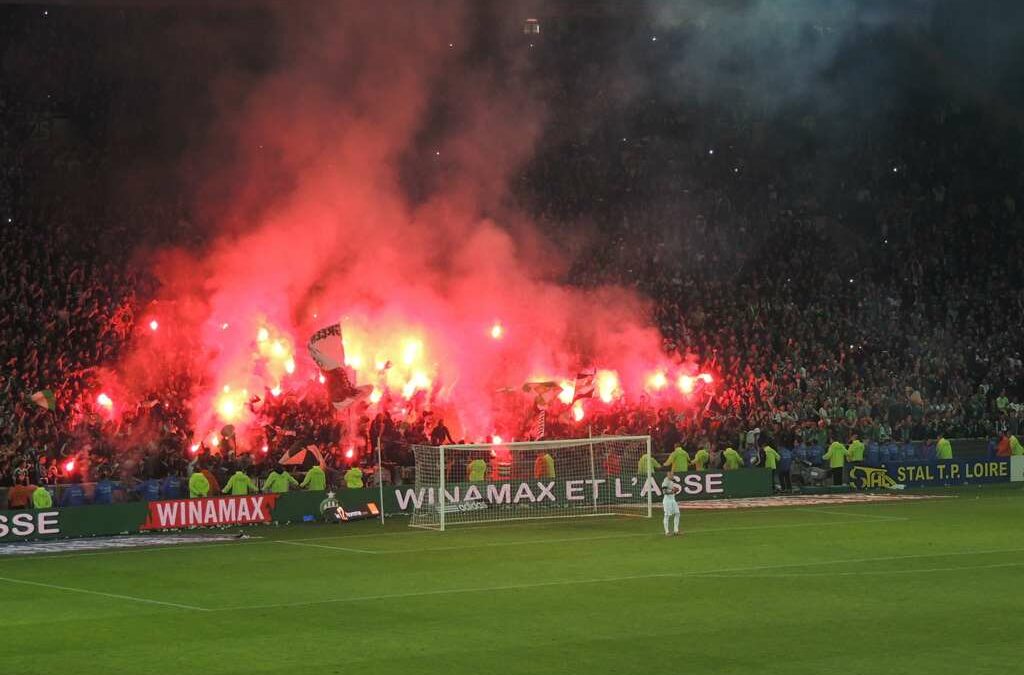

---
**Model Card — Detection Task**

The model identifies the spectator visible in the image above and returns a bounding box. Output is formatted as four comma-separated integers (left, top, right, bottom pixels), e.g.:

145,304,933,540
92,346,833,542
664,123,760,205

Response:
300,463,327,491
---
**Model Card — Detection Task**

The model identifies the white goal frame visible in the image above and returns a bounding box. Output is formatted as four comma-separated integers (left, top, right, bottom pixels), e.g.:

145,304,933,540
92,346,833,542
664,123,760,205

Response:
409,435,653,531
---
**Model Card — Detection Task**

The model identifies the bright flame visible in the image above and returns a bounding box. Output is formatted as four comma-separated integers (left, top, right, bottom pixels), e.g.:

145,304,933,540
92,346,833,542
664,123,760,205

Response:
596,370,620,404
492,435,503,445
558,380,575,405
189,443,200,454
678,375,695,395
344,447,355,459
284,357,296,374
647,371,668,390
257,327,270,343
572,402,585,421
369,388,382,404
402,338,422,365
490,322,503,339
64,459,75,473
261,444,269,454
401,371,431,399
210,434,220,447
318,373,326,384
270,386,282,397
96,393,113,409
271,341,286,358
214,385,246,423
217,398,240,421
148,319,159,331
345,354,362,369
221,322,230,330
698,373,714,384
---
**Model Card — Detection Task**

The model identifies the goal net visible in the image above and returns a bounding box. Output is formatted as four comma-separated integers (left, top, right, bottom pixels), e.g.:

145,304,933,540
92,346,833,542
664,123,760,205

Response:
409,435,653,530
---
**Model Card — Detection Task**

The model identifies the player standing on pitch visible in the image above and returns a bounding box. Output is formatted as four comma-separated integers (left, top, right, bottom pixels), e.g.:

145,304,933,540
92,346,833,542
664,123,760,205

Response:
661,470,682,536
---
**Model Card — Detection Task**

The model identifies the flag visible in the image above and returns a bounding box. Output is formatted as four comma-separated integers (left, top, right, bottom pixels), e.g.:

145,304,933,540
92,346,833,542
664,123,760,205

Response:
307,323,372,410
279,444,327,469
522,381,561,409
571,369,596,403
30,389,56,411
531,410,546,440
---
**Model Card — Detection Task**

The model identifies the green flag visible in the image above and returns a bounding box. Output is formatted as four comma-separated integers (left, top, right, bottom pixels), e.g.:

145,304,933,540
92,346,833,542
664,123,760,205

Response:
30,389,56,411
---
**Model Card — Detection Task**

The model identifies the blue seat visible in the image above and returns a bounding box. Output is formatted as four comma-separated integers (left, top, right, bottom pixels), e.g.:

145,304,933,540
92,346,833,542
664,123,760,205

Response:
865,445,880,466
879,447,891,464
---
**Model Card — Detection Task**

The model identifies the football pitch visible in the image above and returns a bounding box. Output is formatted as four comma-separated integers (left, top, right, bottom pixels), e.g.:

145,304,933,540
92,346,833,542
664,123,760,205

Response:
3,486,1022,675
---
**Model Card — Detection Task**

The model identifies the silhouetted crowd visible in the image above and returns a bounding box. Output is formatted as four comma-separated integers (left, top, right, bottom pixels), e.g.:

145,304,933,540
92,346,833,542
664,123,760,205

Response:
2,6,1022,490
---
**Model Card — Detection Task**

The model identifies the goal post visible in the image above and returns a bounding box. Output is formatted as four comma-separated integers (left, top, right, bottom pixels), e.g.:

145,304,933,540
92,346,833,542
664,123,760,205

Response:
409,435,654,530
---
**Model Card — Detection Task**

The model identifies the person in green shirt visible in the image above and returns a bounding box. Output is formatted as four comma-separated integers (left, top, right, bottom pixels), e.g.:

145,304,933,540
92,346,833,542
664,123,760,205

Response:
467,456,488,482
763,444,781,492
847,434,866,468
1010,435,1024,456
32,486,53,509
935,435,953,460
344,465,364,489
188,469,210,498
666,445,690,473
637,453,661,478
300,464,327,491
691,447,710,472
263,469,299,493
823,439,847,486
533,452,555,479
722,447,744,470
223,469,257,496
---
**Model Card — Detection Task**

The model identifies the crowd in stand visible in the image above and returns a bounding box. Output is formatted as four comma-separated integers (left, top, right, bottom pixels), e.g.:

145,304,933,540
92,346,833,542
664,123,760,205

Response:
2,7,1023,495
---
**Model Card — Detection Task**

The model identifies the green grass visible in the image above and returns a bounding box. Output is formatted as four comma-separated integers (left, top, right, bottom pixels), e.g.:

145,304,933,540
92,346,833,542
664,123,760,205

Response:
2,486,1022,675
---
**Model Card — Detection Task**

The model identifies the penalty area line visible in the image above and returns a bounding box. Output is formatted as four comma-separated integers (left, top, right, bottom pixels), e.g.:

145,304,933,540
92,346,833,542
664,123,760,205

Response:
0,575,208,611
214,546,1024,612
274,540,380,554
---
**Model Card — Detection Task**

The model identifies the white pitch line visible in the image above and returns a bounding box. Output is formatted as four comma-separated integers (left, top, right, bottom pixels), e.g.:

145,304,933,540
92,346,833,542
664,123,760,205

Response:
795,507,908,521
0,574,208,611
211,571,682,611
1,512,906,563
692,561,1024,579
369,532,652,554
291,516,906,553
274,540,379,554
214,546,1024,612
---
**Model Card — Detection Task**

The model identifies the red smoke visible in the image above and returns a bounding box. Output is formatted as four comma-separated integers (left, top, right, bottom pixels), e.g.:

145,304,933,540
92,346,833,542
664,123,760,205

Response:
107,4,712,447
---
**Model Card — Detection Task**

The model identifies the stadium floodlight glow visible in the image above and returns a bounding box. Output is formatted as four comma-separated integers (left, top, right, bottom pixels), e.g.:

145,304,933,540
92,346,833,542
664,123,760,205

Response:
409,435,653,531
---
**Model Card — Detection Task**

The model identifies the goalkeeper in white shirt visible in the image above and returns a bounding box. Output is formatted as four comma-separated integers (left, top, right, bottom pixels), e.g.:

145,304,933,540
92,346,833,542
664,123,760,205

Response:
661,470,682,536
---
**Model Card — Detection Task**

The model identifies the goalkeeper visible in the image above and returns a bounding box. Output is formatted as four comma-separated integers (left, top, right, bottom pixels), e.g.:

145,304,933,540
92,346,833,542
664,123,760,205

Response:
661,471,682,536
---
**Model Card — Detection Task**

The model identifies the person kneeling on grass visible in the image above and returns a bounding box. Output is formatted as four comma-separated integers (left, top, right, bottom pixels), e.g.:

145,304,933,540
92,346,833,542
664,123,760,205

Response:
661,471,682,536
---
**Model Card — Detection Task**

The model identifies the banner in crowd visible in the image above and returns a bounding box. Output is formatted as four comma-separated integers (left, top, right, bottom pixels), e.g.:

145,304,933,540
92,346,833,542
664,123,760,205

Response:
1011,456,1024,483
851,459,1010,489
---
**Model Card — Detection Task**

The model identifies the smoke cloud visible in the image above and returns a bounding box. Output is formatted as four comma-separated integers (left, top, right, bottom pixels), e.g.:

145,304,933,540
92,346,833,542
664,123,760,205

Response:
113,1,693,443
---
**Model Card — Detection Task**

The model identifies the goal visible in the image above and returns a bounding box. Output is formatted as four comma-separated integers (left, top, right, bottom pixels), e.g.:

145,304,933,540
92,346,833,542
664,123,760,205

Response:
409,435,653,530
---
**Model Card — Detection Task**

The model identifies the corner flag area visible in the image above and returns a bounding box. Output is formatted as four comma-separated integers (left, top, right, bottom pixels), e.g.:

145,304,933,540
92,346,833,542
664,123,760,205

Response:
2,485,1022,675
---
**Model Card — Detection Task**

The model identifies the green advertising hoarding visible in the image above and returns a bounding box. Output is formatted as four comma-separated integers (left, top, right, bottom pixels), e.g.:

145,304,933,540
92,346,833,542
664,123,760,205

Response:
0,468,772,542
